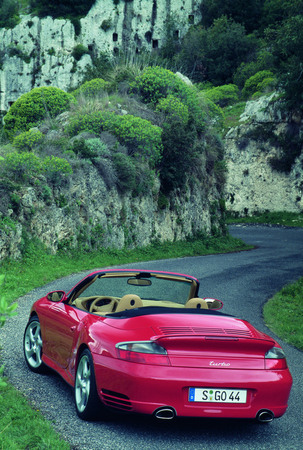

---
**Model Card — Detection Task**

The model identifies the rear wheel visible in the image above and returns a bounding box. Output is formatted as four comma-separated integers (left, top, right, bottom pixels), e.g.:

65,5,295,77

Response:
23,316,46,373
75,349,105,420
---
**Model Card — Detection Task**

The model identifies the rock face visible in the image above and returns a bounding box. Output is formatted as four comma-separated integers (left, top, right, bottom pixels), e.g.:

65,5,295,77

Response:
224,94,303,215
0,163,219,261
0,0,202,113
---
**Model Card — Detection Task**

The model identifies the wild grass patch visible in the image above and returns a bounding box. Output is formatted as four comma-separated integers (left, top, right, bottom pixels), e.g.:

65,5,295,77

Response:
226,211,303,227
264,277,303,351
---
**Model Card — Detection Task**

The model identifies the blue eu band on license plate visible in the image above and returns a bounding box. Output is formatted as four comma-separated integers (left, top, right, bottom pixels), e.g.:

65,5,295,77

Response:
189,388,247,403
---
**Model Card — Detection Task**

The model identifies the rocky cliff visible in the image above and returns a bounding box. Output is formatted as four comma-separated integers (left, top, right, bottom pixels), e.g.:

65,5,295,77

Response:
0,0,201,113
0,162,220,261
224,94,303,215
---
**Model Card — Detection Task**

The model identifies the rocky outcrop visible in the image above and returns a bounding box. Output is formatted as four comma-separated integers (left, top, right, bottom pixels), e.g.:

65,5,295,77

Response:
224,94,303,215
0,0,202,113
0,162,219,261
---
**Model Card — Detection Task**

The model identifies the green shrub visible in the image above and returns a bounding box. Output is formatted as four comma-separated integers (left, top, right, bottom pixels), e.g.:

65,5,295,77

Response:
131,66,205,132
242,70,275,99
67,111,163,167
131,66,191,106
72,78,109,98
106,114,163,167
251,77,276,98
86,139,110,157
12,129,44,151
0,152,43,180
201,84,239,107
112,152,136,191
43,156,72,177
156,95,189,125
4,87,73,140
0,151,72,182
198,96,224,129
72,44,89,61
72,137,110,159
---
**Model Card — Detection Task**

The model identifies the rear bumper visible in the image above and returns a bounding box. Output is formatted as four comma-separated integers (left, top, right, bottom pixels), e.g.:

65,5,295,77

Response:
93,354,293,419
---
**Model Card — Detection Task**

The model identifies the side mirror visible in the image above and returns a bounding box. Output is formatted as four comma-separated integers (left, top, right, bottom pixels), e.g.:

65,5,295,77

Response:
204,298,223,310
46,291,66,302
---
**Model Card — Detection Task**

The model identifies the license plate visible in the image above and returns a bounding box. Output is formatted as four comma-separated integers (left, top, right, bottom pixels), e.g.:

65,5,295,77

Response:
189,388,247,403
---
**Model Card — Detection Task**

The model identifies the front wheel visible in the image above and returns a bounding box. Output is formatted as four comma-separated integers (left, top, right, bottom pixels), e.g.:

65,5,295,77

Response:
75,349,104,421
23,316,45,373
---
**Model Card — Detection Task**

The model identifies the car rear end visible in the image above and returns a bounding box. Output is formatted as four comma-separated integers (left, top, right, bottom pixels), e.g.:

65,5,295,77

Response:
93,314,293,421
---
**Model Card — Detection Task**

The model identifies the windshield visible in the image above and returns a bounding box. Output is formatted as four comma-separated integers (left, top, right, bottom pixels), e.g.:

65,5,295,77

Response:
80,273,195,305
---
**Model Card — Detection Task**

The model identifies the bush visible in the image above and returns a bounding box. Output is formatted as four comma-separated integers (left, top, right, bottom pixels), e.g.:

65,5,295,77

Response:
72,78,109,98
112,152,136,191
67,111,163,167
12,129,44,151
106,114,163,166
0,152,72,182
159,121,196,193
4,87,73,140
242,70,275,99
156,95,189,125
43,156,73,177
131,66,205,131
197,96,224,129
72,44,89,61
86,138,110,158
252,77,276,98
0,152,43,180
131,66,190,105
201,84,239,107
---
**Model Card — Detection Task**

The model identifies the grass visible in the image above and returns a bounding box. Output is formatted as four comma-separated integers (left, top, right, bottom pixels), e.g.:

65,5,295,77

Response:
264,277,303,351
0,233,250,449
226,211,303,228
223,101,247,130
0,384,69,450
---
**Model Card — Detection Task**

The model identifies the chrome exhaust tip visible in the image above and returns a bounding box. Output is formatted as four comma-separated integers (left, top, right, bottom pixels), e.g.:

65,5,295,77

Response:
154,407,176,420
256,409,274,423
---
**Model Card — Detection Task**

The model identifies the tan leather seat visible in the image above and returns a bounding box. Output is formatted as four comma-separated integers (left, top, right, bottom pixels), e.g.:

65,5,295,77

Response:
185,298,208,309
115,294,143,312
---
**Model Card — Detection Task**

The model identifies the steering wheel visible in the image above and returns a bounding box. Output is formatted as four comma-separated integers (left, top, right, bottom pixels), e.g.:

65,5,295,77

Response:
89,296,118,313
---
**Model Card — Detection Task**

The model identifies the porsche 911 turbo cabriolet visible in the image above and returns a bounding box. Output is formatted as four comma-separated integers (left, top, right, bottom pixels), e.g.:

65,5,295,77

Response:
23,269,292,422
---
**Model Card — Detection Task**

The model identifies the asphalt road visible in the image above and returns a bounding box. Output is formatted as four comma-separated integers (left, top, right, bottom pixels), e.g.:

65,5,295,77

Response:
1,225,303,450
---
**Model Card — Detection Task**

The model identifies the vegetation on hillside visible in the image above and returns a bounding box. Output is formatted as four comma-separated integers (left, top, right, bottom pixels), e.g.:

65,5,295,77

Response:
0,65,226,256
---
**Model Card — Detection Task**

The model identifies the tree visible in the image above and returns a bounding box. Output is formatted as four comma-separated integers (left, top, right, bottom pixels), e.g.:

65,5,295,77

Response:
201,0,265,33
29,0,95,18
266,14,303,107
177,17,255,85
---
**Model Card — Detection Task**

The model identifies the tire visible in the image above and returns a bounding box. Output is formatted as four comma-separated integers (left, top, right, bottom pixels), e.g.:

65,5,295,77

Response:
23,316,46,373
74,349,104,421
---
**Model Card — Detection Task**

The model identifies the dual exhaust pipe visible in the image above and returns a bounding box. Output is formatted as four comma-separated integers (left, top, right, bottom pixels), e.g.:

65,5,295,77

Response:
154,407,274,423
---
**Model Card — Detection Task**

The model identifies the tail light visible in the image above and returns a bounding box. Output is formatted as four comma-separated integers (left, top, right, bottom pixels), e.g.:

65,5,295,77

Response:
116,341,170,365
265,346,288,369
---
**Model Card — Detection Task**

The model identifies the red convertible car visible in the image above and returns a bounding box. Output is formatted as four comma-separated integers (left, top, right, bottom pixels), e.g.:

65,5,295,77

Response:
23,269,292,422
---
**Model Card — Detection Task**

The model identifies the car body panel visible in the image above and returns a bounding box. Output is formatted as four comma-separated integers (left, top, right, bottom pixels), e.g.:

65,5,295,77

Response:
25,269,293,420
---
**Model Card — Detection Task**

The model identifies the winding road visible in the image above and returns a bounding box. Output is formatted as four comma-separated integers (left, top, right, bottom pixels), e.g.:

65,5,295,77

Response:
1,225,303,449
